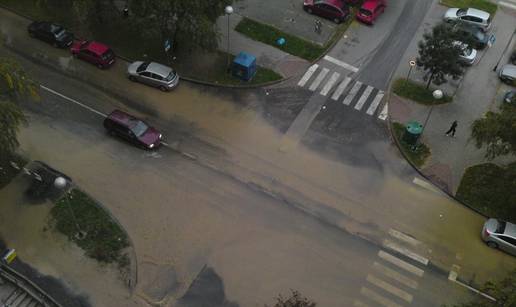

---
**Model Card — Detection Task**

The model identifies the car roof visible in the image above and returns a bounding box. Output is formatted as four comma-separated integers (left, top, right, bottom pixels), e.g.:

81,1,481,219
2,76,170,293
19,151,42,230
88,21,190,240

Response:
466,8,490,19
107,109,137,127
316,0,344,7
362,0,381,10
147,62,173,77
502,64,516,76
86,41,110,55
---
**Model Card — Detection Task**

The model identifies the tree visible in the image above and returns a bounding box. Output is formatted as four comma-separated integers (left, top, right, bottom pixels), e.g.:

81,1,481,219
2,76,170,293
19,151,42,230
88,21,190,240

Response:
471,104,516,159
267,290,316,307
451,269,516,306
416,22,470,89
129,0,233,52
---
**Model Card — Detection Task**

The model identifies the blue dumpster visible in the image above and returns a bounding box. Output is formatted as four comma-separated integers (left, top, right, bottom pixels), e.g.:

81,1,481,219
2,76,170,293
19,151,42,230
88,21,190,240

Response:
232,52,257,81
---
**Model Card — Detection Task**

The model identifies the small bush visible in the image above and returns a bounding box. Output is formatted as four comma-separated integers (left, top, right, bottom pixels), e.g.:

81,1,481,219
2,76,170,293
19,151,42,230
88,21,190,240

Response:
392,122,431,168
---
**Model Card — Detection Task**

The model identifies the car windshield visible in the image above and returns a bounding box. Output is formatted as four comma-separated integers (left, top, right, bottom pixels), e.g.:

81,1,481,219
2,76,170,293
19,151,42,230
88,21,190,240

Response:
359,8,372,16
55,29,66,39
101,50,114,61
130,120,149,137
496,221,507,234
165,70,177,81
137,62,150,73
462,47,472,56
457,8,467,16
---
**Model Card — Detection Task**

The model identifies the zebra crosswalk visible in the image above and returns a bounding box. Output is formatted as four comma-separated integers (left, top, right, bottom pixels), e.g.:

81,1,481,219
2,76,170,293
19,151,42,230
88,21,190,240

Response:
354,228,430,307
297,64,387,121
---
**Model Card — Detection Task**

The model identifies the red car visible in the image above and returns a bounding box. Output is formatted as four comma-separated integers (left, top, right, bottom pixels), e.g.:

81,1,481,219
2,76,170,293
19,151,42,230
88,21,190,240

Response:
70,40,115,68
303,0,350,24
356,0,386,24
103,110,162,149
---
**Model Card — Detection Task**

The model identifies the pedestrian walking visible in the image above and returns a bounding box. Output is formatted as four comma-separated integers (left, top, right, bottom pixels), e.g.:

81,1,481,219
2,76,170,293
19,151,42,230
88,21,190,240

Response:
445,120,458,137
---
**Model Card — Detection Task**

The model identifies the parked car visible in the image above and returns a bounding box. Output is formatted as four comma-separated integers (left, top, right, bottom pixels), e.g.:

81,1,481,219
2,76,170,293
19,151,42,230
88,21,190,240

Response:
70,40,115,69
27,21,74,48
503,90,516,105
482,218,516,256
444,7,491,31
455,24,491,50
356,0,386,25
510,50,516,65
127,61,179,91
103,110,162,149
499,64,516,85
453,41,477,65
303,0,350,24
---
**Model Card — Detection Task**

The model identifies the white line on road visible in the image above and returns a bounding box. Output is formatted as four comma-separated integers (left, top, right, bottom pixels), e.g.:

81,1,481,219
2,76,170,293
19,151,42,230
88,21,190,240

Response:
308,67,329,91
388,229,421,247
297,64,319,87
448,269,497,302
499,1,516,10
366,91,384,115
383,239,429,266
360,287,402,307
354,85,374,111
378,250,424,277
378,103,388,120
331,76,351,100
342,81,362,105
373,262,419,289
320,71,340,96
40,85,107,117
323,55,359,72
412,177,443,195
366,274,413,303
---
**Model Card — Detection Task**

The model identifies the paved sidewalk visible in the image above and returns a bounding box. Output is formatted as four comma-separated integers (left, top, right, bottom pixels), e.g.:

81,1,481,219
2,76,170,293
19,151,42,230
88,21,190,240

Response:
389,3,516,194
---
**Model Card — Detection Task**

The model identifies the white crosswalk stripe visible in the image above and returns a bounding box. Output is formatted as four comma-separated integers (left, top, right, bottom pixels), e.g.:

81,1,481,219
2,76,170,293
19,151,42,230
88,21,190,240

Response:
308,67,329,91
353,300,371,307
331,76,351,100
388,228,421,247
378,250,425,277
354,85,374,111
320,72,340,96
366,274,413,303
360,287,402,307
297,64,319,87
343,81,362,105
378,103,388,120
383,239,429,266
372,262,419,289
366,90,384,115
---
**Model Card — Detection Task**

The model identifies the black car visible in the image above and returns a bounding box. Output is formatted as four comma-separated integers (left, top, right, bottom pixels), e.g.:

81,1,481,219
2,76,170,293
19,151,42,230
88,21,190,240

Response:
28,21,74,48
455,24,490,50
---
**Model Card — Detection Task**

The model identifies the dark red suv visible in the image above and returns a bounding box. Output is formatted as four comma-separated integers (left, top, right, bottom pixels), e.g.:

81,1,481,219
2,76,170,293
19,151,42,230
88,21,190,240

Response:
303,0,350,23
70,40,115,68
103,110,162,149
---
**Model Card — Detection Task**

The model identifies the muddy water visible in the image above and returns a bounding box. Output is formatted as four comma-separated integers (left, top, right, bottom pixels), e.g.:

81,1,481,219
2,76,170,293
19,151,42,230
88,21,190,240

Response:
0,171,138,307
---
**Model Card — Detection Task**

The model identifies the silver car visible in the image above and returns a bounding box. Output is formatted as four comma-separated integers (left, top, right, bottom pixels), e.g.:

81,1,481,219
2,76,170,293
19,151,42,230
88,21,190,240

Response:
454,41,477,65
482,218,516,256
499,64,516,85
444,8,491,31
127,61,179,91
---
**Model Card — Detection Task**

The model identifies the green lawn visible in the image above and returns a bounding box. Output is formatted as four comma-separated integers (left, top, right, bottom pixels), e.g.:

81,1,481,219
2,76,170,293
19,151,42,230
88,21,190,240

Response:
392,79,453,105
50,189,130,268
456,163,516,222
440,0,498,15
392,122,431,168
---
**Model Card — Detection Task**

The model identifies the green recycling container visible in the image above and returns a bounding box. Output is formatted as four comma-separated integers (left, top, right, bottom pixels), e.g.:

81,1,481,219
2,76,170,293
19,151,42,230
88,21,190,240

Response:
402,121,423,145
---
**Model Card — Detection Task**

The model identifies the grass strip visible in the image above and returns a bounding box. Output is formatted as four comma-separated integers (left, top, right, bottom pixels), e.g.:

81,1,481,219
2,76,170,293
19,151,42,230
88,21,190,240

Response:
392,122,431,168
440,0,498,15
392,79,452,105
456,162,516,222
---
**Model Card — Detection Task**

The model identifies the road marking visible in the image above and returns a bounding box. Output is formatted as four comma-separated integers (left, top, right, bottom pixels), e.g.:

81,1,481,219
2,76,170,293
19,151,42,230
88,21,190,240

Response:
342,81,362,105
373,262,419,289
378,103,388,120
309,67,329,91
297,64,319,87
323,55,359,72
448,268,497,302
40,85,107,117
366,90,385,115
353,300,370,307
360,287,402,307
331,76,351,100
354,85,374,111
388,229,421,247
383,239,429,266
499,1,516,10
378,250,424,277
412,177,443,195
367,274,413,303
320,72,340,96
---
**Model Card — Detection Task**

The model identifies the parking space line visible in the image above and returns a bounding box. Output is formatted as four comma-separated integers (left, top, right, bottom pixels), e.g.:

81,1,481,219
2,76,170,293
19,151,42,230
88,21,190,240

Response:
383,239,429,266
40,85,107,117
323,55,359,72
373,262,419,289
331,76,351,100
388,229,421,247
367,274,413,303
320,72,340,96
297,64,319,87
378,103,388,120
360,287,402,307
378,250,424,277
354,85,374,110
308,67,329,91
342,81,362,105
366,91,384,115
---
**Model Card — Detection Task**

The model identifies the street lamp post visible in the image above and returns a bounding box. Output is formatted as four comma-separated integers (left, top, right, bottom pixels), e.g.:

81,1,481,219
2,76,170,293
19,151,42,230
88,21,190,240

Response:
225,5,234,72
53,177,86,240
421,89,443,136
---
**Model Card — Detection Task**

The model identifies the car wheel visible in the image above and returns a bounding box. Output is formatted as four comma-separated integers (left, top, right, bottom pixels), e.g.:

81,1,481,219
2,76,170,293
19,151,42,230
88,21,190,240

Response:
159,85,168,92
333,17,342,24
128,76,137,82
487,241,498,249
97,63,104,69
53,41,59,48
306,8,313,14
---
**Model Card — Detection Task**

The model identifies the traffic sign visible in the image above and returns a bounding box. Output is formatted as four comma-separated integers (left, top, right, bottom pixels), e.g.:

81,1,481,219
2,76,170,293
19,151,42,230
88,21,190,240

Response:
409,60,416,67
164,39,172,52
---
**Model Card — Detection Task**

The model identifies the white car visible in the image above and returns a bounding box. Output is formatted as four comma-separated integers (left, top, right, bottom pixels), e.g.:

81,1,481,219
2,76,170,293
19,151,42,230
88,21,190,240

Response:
453,41,477,65
444,8,491,31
